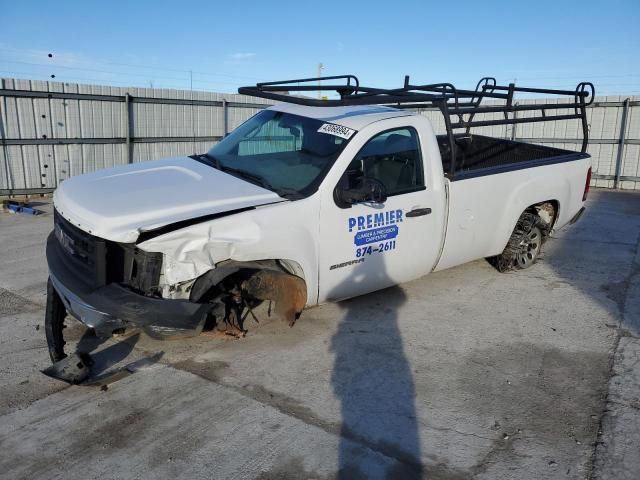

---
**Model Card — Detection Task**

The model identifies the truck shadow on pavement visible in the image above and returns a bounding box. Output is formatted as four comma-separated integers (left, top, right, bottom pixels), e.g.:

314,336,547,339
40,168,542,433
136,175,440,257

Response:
75,329,141,377
63,323,164,384
329,253,424,479
324,191,640,479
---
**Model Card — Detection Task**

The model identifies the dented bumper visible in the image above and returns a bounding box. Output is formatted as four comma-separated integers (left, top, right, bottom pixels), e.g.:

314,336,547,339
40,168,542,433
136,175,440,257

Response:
47,233,210,339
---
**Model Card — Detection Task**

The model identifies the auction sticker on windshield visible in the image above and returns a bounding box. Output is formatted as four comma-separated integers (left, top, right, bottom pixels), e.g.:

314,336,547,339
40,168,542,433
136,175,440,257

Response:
317,123,356,140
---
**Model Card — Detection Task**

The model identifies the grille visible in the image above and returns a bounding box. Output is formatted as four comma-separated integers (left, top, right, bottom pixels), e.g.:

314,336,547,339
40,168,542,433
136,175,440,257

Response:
53,209,161,294
54,209,106,287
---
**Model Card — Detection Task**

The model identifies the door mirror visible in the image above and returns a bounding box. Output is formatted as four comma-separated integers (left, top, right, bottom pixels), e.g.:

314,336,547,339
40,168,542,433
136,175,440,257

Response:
334,177,388,207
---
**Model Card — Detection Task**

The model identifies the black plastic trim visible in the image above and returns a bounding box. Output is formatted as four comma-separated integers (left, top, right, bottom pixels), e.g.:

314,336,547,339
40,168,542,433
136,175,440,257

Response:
450,152,590,181
570,206,586,225
135,206,256,244
406,207,432,217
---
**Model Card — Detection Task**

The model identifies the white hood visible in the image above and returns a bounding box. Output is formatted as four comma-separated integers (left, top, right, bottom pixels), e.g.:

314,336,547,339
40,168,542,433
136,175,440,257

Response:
53,156,284,243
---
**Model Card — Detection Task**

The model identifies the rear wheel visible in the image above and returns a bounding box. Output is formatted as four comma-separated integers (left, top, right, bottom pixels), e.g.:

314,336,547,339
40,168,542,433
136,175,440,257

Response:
515,224,542,269
489,212,545,273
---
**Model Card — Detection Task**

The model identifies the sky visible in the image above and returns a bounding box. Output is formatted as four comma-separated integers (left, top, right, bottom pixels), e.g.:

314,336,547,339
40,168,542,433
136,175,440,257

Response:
1,0,639,96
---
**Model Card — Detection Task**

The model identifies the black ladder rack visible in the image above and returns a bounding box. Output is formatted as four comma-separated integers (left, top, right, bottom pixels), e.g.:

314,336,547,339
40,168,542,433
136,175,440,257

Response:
238,75,595,176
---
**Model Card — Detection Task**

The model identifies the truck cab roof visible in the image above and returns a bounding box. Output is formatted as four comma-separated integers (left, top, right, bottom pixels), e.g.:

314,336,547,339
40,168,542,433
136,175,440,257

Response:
266,103,416,131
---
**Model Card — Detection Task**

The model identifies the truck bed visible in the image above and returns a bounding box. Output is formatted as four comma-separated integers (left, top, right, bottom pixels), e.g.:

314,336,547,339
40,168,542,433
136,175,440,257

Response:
437,134,589,180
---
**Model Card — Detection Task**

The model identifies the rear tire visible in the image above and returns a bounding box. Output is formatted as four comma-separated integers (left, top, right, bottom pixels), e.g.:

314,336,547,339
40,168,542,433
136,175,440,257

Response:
489,212,545,273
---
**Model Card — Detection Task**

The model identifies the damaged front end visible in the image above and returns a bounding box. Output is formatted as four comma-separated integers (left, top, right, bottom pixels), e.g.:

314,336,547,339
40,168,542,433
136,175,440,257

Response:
47,211,211,341
45,209,307,371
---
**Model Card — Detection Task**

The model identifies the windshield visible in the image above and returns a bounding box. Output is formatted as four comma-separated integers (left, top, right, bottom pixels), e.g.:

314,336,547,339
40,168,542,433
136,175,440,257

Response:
203,110,353,199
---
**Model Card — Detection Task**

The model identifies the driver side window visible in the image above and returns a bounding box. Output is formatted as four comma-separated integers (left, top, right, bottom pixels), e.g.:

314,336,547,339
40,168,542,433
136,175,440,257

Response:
344,127,425,196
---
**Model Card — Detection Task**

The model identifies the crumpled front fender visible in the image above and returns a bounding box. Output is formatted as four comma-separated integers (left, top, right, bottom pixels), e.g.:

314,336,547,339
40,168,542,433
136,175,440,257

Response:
139,218,262,286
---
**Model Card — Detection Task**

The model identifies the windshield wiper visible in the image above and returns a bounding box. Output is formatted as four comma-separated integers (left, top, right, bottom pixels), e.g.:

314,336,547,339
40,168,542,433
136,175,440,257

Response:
198,153,221,170
197,155,299,199
272,187,303,200
220,166,301,200
220,165,274,190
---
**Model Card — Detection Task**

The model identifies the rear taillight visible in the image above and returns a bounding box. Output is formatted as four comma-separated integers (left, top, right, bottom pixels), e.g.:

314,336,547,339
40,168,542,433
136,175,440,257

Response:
583,167,592,201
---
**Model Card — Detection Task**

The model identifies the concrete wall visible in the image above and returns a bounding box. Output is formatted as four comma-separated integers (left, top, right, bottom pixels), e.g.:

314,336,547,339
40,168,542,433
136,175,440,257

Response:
1,78,638,193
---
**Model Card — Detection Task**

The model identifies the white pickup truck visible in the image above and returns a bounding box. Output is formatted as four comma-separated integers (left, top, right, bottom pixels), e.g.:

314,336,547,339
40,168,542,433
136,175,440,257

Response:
44,76,594,363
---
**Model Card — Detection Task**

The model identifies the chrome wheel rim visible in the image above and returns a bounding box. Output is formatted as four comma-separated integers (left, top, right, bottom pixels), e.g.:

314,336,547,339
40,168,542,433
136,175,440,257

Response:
516,227,542,268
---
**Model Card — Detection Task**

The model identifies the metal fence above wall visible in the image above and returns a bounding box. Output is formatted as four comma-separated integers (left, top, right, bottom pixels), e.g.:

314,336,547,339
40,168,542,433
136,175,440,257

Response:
1,78,639,195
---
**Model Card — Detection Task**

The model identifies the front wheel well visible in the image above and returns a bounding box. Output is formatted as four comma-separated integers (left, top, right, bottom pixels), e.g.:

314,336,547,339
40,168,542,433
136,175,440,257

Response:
189,259,306,303
189,259,308,332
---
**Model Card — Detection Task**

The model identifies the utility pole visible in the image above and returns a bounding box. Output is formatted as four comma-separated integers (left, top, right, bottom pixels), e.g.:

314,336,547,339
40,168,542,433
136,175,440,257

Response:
190,70,195,154
317,63,324,99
